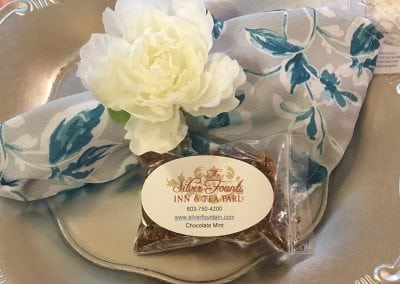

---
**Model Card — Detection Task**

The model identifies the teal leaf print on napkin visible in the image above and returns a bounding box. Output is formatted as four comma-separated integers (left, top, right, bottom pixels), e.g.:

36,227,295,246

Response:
362,56,378,72
350,23,384,57
280,99,327,153
348,23,382,78
350,56,378,77
285,53,318,94
188,132,211,154
246,28,303,56
60,145,114,179
295,108,314,123
201,90,246,129
306,107,317,141
235,89,246,104
281,103,318,141
294,107,317,141
3,143,22,153
320,70,358,108
0,128,15,189
189,90,246,130
49,104,105,164
291,152,328,192
206,113,230,129
306,157,328,189
334,91,358,108
212,16,224,39
0,125,5,174
0,176,19,187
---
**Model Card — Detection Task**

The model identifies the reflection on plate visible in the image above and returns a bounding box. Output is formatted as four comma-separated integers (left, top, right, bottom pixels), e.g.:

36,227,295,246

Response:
0,0,326,283
47,169,277,284
0,0,399,283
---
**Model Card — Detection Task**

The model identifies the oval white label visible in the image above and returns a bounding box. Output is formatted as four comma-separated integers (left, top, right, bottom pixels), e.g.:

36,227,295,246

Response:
141,156,274,237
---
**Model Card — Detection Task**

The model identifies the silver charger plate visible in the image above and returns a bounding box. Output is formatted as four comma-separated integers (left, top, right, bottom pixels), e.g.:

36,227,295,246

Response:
0,0,399,283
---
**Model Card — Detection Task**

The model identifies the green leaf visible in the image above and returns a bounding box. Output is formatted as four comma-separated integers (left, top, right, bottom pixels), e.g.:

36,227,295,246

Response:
108,109,130,126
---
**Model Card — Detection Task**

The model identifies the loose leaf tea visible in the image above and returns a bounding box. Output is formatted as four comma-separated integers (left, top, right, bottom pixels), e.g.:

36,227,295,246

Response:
134,152,214,254
134,144,292,254
212,144,288,251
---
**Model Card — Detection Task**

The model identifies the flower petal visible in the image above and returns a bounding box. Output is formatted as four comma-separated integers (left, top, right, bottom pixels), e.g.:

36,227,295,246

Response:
104,0,213,48
77,34,130,108
124,102,174,123
115,0,169,13
78,34,173,122
183,53,246,117
102,7,123,38
170,0,214,50
124,108,188,155
104,0,171,42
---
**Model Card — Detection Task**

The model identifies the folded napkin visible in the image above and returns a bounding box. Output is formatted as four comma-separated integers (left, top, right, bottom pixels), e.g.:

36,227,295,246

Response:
205,0,350,21
0,93,137,200
0,7,383,201
203,8,383,170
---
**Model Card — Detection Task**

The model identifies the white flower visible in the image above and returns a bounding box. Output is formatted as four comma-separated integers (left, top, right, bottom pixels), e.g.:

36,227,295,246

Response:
77,0,246,155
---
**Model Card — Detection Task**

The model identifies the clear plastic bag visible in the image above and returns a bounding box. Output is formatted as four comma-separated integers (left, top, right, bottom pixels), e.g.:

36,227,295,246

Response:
133,133,321,256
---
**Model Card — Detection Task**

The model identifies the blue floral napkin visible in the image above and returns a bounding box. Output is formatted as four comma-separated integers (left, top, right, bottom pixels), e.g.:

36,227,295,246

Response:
0,93,137,200
0,8,383,201
205,7,383,172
